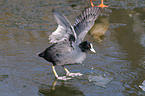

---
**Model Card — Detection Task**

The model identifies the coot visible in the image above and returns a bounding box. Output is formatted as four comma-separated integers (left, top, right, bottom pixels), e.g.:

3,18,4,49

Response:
39,7,101,80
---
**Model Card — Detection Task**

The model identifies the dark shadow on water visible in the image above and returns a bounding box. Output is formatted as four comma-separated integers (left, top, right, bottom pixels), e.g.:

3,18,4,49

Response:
38,79,84,96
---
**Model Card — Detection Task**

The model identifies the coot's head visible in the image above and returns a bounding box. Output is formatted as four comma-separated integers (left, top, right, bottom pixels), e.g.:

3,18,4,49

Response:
79,41,96,53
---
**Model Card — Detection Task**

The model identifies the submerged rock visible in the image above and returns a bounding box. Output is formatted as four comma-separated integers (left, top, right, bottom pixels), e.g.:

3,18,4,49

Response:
88,74,113,88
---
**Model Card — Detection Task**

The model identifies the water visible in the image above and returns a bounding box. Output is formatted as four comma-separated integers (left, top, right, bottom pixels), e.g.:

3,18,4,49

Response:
0,0,145,96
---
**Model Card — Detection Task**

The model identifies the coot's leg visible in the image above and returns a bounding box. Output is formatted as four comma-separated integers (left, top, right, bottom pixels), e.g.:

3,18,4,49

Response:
52,80,57,90
52,66,71,80
90,0,95,7
97,0,108,8
63,67,83,77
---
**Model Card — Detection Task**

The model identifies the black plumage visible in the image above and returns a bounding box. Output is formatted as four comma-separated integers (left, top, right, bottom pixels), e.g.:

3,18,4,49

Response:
38,7,101,80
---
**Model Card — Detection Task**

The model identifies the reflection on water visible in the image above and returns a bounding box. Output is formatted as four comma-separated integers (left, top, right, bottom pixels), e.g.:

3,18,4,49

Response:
0,0,145,96
110,8,145,95
89,15,109,41
111,8,145,68
39,80,84,96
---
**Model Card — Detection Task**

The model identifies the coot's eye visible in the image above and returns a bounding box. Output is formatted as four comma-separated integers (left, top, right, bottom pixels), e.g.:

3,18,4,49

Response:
87,45,90,48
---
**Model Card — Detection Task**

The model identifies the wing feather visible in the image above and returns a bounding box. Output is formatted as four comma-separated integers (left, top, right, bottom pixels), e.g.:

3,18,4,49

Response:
74,7,101,42
49,9,77,43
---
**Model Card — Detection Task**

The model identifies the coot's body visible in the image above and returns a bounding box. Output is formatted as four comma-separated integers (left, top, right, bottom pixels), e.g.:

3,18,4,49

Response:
38,7,101,80
39,40,87,66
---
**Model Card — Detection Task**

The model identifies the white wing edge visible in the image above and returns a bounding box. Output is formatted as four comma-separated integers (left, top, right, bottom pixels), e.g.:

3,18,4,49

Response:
49,25,66,43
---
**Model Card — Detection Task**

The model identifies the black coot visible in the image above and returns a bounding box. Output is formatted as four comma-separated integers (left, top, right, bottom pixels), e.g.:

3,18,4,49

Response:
39,7,101,80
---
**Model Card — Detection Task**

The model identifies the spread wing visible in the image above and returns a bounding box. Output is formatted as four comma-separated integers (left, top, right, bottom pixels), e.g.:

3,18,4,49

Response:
74,7,101,43
49,9,77,43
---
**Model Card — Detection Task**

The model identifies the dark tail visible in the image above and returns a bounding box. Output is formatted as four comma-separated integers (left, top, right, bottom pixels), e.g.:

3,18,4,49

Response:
38,52,45,57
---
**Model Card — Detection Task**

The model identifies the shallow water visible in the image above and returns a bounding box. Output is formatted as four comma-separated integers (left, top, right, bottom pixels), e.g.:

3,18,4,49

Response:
0,0,145,96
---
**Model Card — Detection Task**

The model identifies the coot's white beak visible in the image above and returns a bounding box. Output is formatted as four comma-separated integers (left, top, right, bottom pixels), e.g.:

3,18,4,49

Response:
90,44,96,53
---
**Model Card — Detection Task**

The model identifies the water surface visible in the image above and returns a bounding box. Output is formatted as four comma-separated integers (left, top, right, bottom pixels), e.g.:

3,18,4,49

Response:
0,0,145,96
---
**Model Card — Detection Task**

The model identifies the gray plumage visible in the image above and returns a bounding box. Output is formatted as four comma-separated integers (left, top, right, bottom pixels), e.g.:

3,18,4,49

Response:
39,7,101,66
74,7,101,43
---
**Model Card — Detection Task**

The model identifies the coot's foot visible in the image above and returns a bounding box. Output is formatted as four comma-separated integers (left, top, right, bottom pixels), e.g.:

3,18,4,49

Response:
90,0,108,8
57,76,72,81
52,66,72,81
97,3,108,8
63,67,83,77
66,72,83,77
